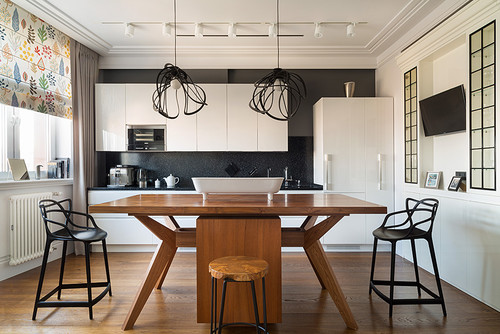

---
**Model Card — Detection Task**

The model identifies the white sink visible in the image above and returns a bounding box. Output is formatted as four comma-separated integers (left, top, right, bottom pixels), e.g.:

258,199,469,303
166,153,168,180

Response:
192,177,284,201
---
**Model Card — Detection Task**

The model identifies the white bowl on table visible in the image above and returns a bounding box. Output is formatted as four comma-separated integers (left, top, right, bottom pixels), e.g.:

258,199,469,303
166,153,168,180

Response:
192,177,284,201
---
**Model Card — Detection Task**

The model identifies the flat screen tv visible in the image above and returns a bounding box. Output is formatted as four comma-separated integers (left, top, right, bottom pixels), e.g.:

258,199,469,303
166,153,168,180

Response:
419,85,466,136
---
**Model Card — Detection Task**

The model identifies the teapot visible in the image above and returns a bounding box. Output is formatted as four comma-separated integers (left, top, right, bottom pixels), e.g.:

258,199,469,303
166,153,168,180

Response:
164,174,179,188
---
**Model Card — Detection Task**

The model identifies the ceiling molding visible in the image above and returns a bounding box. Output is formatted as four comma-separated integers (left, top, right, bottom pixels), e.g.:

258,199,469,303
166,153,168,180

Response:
376,0,472,68
366,0,429,53
396,0,499,71
105,45,372,56
12,0,111,54
98,53,378,70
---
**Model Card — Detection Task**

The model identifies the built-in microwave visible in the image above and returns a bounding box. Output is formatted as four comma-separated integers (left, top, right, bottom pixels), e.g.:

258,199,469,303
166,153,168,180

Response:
127,126,165,151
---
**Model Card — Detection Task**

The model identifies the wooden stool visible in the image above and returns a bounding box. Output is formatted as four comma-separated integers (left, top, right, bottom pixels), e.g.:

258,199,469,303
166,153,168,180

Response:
209,256,269,333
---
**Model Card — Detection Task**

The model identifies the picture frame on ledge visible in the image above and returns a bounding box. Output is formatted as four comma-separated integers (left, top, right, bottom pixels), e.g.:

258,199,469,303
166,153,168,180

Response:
424,171,441,188
448,176,464,191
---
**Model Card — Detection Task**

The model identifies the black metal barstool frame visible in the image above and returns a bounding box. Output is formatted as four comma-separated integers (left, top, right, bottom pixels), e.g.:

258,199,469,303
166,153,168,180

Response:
210,276,268,334
32,198,112,320
369,197,447,317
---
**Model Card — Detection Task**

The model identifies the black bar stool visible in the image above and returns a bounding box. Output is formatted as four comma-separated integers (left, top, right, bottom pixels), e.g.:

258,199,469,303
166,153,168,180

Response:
369,197,446,317
32,198,112,320
209,256,269,333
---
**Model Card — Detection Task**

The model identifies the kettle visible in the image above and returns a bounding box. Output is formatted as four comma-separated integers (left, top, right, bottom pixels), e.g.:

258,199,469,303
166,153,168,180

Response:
164,174,179,188
137,168,148,188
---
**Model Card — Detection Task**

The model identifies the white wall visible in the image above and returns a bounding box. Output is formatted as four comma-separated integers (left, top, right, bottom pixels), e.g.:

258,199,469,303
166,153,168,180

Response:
0,182,72,280
376,0,500,311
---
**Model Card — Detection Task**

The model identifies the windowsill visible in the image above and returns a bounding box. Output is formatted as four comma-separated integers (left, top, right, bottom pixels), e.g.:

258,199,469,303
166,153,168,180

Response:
0,178,73,190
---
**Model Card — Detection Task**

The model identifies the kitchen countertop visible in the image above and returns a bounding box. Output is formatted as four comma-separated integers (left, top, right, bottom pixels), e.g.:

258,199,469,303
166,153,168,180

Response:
88,183,323,191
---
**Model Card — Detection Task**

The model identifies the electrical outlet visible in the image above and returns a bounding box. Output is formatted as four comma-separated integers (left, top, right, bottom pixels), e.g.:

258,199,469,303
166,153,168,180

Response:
455,171,466,179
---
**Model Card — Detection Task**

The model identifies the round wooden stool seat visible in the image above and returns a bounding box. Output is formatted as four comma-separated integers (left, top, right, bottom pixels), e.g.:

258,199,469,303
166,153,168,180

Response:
209,256,269,282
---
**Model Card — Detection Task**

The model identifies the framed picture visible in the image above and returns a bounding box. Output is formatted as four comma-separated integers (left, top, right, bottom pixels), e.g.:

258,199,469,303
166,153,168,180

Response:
424,171,441,188
448,176,464,191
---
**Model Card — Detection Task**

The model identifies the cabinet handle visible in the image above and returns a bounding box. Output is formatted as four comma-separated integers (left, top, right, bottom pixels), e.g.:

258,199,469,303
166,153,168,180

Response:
377,153,382,190
324,154,333,190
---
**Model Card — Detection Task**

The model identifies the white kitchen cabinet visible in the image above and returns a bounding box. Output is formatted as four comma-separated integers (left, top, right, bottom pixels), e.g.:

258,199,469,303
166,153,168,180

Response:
125,84,166,125
227,84,288,151
257,108,288,151
314,97,394,245
95,84,126,151
363,98,395,243
196,84,227,151
227,84,258,151
166,86,197,151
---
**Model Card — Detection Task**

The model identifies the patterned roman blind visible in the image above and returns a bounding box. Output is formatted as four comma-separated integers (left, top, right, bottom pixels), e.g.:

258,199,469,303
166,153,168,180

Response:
0,0,71,119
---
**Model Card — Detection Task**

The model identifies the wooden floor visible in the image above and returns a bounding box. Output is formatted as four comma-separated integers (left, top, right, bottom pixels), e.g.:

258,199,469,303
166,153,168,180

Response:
1,251,499,334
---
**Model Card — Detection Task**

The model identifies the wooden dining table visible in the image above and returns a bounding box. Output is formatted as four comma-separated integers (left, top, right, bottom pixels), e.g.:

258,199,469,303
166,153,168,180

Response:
88,193,386,331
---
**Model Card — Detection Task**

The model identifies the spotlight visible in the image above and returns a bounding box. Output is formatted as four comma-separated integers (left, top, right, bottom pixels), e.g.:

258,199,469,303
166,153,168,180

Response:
162,23,171,37
268,23,277,37
125,23,135,38
195,23,203,37
228,23,236,38
347,22,356,37
314,22,323,38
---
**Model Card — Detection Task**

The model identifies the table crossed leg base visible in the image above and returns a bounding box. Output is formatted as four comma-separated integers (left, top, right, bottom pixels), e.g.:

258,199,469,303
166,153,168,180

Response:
122,214,358,331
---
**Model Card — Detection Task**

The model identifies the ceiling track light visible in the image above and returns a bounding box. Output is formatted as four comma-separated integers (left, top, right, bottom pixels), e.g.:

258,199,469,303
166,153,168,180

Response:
346,22,356,37
268,23,277,38
228,23,236,38
125,23,135,38
314,22,323,38
195,23,203,38
162,23,171,37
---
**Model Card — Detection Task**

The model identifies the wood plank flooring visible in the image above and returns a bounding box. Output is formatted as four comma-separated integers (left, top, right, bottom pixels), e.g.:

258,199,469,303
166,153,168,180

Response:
1,251,499,333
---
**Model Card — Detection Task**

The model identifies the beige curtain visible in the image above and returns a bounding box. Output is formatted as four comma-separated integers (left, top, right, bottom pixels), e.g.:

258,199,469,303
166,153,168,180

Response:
70,40,99,255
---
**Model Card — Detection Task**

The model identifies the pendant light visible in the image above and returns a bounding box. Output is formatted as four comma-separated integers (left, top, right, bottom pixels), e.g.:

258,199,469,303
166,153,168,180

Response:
153,0,207,119
249,0,306,121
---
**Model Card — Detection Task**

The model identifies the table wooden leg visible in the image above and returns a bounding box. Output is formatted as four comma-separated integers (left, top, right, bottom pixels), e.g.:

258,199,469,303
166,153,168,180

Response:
122,240,176,330
304,240,358,330
155,248,177,289
122,215,178,330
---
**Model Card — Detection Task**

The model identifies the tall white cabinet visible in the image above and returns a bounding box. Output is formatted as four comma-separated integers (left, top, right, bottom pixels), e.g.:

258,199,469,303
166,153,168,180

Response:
95,84,126,151
313,97,394,245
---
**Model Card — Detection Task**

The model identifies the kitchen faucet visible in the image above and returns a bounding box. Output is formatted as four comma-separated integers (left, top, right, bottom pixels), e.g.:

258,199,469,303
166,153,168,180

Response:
284,166,292,186
267,167,271,177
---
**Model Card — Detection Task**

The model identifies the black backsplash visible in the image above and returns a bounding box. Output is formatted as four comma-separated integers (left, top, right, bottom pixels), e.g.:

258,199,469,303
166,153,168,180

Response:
97,136,313,188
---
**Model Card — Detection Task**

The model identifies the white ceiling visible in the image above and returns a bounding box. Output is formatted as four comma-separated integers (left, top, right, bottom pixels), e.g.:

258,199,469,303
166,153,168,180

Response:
13,0,470,69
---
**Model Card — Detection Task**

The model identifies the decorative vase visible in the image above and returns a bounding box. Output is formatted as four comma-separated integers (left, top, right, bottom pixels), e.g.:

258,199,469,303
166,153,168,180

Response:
344,81,355,98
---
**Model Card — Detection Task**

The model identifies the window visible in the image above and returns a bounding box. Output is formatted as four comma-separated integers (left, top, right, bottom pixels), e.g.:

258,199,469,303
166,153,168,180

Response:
470,21,496,190
404,67,418,183
0,104,72,179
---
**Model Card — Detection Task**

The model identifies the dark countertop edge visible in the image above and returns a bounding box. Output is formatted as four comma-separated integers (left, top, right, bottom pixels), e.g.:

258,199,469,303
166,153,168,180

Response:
88,184,323,191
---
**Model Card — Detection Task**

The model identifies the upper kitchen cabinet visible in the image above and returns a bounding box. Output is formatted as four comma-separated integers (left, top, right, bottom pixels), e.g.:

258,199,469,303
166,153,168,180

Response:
257,93,288,151
196,84,227,151
95,84,126,151
227,84,258,151
125,84,166,125
165,85,197,151
227,84,287,151
167,84,227,151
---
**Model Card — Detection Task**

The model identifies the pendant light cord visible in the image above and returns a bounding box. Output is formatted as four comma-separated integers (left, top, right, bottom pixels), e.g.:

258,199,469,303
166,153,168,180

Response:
174,0,177,66
277,0,280,68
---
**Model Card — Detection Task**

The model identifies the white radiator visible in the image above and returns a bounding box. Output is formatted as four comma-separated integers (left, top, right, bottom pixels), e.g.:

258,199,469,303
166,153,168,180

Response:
9,192,54,266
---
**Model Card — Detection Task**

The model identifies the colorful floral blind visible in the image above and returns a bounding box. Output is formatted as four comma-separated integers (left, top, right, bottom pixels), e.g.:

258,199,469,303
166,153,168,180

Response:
0,0,71,119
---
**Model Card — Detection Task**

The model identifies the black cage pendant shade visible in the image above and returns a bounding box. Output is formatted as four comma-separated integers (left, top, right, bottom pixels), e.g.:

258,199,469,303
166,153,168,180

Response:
249,0,306,121
152,0,207,119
